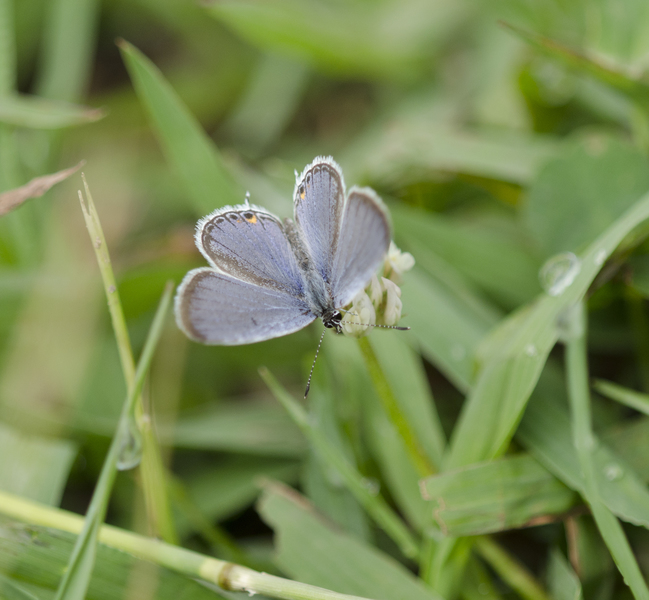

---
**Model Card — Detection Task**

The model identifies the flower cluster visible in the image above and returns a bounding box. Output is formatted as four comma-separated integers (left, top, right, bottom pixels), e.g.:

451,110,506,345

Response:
341,242,415,337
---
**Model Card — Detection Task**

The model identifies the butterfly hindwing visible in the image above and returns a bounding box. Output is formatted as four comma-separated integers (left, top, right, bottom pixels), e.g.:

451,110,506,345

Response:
175,268,315,345
330,187,391,307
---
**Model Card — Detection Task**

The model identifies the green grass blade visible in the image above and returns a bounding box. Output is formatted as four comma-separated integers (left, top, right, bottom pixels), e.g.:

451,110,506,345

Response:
519,370,649,528
34,0,100,103
0,94,104,129
79,176,177,543
547,548,583,600
52,283,173,600
119,40,242,215
446,188,649,470
420,454,576,537
503,22,649,108
0,490,380,600
0,0,15,94
260,367,420,560
258,482,443,600
564,302,649,600
593,379,649,416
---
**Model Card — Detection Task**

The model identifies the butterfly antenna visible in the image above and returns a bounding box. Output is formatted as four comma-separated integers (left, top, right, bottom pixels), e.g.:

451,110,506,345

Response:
304,328,327,399
244,191,251,206
339,310,410,331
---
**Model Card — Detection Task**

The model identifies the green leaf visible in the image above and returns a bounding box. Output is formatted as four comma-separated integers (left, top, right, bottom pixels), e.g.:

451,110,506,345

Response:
260,368,419,560
406,267,496,393
167,399,306,457
593,379,649,417
393,204,541,308
258,482,443,600
180,456,300,530
547,549,583,600
420,454,576,537
0,516,225,600
53,284,173,600
518,370,649,529
206,0,468,81
445,188,649,470
0,94,104,128
0,422,76,506
525,134,649,256
34,0,101,103
503,22,649,107
119,40,242,216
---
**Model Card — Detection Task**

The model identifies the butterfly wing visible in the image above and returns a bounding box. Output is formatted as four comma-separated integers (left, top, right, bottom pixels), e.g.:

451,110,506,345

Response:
198,204,306,297
293,157,345,285
176,203,316,344
175,268,316,345
330,187,391,307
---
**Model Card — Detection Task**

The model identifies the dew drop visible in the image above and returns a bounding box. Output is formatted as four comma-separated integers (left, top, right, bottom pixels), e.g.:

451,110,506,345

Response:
361,477,380,496
594,249,607,266
116,419,143,471
604,463,624,481
556,303,584,343
524,343,538,357
539,252,581,296
451,344,466,361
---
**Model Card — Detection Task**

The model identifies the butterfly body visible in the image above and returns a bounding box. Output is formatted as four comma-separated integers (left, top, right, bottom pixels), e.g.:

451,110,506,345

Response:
175,157,391,345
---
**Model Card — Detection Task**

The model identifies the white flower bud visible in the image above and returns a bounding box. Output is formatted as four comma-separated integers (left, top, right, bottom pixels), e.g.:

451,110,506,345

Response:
380,277,402,326
341,290,376,338
385,242,415,284
368,274,383,306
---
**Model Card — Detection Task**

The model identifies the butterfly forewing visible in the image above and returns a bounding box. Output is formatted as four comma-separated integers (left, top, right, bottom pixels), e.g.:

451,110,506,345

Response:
294,157,345,285
175,268,315,345
331,187,391,307
199,206,305,297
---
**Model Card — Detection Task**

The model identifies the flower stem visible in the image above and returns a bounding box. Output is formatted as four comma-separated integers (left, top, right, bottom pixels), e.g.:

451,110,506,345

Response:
357,336,435,478
0,490,375,600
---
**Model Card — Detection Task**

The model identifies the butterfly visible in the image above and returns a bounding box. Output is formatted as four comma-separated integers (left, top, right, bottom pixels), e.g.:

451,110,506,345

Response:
175,157,404,395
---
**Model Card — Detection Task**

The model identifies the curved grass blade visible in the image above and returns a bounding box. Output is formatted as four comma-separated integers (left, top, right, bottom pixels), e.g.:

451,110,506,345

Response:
119,40,241,215
0,95,104,129
52,283,173,600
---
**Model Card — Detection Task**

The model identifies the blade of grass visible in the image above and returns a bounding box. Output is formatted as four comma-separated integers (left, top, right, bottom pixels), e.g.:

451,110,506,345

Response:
0,94,104,128
594,378,649,416
565,302,649,600
79,176,177,543
446,188,649,470
259,366,420,560
0,0,15,94
52,282,173,600
0,490,378,600
35,0,100,103
474,537,551,600
502,22,649,109
119,40,242,216
357,336,436,478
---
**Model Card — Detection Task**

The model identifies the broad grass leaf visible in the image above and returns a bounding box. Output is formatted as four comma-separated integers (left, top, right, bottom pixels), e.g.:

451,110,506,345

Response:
519,371,649,529
119,41,241,216
0,517,224,600
406,267,496,393
258,482,443,600
547,549,583,600
206,0,468,81
166,399,306,457
0,423,76,506
525,134,649,257
394,204,541,309
421,454,576,537
445,189,649,469
0,95,103,129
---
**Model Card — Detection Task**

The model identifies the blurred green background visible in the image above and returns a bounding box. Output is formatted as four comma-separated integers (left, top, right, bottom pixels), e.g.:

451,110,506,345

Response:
2,0,649,599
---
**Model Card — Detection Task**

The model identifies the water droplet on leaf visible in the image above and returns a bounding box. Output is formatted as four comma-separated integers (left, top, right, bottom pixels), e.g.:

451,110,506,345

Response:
539,252,581,296
116,419,143,471
604,463,624,481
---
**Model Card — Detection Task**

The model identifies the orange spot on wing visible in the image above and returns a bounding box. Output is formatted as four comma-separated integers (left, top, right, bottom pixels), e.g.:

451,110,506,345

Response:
245,214,258,224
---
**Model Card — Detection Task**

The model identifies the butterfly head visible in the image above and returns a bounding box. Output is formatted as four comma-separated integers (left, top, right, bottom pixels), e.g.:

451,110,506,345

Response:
321,309,343,333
